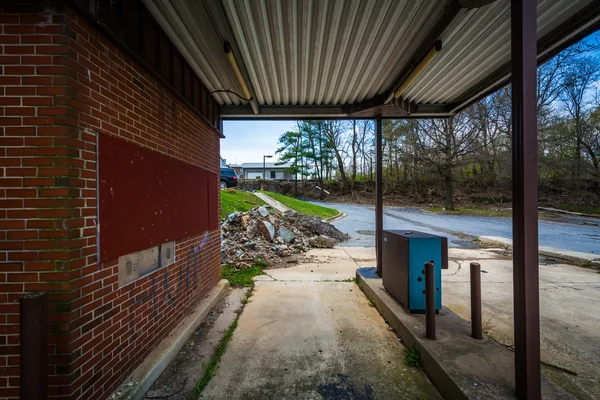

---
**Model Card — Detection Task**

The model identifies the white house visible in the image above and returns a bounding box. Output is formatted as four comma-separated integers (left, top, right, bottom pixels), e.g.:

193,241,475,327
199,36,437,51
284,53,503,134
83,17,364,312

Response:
241,162,292,180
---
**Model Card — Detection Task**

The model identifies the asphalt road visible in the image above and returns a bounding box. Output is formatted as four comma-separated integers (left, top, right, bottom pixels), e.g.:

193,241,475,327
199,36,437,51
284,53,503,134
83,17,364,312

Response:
322,202,600,254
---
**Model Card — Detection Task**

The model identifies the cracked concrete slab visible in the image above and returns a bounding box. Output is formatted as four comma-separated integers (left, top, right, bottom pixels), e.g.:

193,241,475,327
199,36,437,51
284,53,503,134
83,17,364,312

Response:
203,280,441,400
202,246,442,399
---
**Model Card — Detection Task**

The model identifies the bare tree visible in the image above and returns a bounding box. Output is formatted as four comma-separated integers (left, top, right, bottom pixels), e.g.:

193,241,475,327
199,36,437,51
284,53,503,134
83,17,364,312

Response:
560,56,599,179
417,114,480,210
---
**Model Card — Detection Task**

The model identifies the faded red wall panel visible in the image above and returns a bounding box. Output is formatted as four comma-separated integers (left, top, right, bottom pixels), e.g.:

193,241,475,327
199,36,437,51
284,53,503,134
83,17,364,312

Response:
98,133,217,261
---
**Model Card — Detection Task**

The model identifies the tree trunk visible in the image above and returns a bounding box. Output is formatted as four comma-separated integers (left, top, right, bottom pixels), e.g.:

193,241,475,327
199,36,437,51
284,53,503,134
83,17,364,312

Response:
445,168,454,211
351,120,357,188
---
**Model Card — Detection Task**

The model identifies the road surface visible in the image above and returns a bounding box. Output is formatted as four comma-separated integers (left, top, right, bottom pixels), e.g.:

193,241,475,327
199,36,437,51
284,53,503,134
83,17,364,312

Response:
323,203,600,254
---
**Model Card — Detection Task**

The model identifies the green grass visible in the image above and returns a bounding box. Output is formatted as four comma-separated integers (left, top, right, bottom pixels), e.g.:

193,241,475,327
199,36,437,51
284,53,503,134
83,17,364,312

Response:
423,206,512,217
194,316,239,395
558,204,600,216
220,189,265,220
259,191,339,219
221,263,266,287
403,344,420,367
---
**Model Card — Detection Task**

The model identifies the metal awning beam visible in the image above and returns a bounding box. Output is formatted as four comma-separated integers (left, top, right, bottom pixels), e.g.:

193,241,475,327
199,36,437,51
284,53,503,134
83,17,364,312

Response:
221,102,454,119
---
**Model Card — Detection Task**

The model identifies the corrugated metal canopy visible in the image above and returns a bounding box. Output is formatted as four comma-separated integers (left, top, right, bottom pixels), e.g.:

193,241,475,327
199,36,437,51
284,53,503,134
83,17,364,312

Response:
143,0,600,118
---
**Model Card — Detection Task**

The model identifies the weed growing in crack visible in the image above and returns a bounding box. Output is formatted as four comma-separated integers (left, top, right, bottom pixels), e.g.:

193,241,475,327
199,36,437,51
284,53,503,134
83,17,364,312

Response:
221,264,264,287
482,313,494,335
194,317,239,395
402,344,420,367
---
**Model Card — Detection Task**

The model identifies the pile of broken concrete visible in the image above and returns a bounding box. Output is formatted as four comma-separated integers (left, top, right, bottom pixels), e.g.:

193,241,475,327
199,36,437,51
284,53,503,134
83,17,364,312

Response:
221,206,348,268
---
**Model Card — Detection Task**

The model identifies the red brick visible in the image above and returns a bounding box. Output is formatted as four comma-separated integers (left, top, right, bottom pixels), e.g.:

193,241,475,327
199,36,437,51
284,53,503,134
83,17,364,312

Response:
7,252,37,261
3,25,36,34
21,55,52,64
21,35,53,45
36,45,68,55
5,86,35,95
7,230,37,240
4,107,35,116
5,127,35,135
0,97,20,105
4,46,35,55
7,273,38,282
0,138,23,146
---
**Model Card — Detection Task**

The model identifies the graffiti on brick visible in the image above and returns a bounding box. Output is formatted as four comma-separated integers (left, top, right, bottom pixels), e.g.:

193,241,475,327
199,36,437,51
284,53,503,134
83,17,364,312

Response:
128,232,210,335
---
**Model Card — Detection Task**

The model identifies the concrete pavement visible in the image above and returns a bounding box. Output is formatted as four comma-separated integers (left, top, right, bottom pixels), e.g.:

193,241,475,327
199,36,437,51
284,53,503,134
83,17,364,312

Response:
443,248,600,399
203,247,442,399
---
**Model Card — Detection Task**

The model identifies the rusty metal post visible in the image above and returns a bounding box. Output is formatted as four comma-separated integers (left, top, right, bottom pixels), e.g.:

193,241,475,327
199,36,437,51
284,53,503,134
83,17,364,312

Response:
512,0,541,398
425,262,436,340
20,292,48,400
375,116,383,276
470,262,482,339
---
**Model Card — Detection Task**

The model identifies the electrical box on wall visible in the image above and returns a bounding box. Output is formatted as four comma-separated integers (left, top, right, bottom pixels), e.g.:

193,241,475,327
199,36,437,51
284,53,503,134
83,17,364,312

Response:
382,230,448,314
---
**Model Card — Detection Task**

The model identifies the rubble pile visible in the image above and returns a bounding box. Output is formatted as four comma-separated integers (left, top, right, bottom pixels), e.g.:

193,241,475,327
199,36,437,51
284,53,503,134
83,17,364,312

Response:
221,206,348,268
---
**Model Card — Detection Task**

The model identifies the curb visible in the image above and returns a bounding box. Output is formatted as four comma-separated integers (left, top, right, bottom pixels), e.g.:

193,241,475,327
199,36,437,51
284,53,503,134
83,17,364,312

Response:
325,211,346,223
356,271,468,400
479,236,600,268
115,279,230,400
355,269,570,399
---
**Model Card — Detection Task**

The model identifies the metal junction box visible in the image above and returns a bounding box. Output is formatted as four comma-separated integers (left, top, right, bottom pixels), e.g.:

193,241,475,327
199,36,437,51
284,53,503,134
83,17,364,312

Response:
382,230,448,314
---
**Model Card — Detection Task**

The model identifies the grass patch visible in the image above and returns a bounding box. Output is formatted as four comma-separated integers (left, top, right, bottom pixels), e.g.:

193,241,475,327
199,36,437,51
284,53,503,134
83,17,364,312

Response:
403,344,420,367
259,191,339,219
253,257,270,268
194,315,239,395
220,189,265,220
221,264,265,287
367,298,376,307
558,204,600,216
423,206,512,217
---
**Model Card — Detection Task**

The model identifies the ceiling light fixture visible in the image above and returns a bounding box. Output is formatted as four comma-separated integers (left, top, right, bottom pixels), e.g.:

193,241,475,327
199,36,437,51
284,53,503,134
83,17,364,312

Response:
394,40,442,99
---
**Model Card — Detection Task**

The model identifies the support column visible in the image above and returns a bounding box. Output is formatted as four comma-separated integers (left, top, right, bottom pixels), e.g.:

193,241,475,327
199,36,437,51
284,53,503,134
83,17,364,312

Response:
511,0,541,398
376,116,383,276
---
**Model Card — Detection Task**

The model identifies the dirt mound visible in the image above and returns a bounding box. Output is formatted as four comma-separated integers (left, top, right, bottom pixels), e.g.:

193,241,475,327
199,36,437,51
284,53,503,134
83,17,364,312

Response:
221,206,348,269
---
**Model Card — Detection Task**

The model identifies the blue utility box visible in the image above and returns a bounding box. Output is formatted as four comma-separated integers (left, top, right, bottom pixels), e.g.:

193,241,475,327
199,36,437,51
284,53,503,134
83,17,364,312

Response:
382,230,448,314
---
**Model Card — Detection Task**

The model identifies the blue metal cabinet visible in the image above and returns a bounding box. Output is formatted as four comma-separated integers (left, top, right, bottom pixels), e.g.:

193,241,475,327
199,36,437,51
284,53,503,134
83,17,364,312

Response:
382,230,447,313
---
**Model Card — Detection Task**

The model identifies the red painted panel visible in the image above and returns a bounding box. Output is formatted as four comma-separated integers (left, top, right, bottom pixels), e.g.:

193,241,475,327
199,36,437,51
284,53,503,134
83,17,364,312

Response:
98,133,217,261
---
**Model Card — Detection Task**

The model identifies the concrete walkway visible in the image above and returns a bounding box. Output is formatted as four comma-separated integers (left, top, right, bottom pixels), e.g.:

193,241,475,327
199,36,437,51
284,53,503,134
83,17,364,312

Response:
203,247,441,399
255,192,291,213
443,248,600,399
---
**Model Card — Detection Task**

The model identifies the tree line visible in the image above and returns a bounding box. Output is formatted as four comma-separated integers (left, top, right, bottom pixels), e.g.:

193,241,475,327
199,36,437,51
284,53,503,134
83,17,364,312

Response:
276,42,600,209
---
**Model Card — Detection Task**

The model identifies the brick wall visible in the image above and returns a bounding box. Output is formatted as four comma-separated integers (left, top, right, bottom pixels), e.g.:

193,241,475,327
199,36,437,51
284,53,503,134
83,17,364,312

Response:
0,3,221,399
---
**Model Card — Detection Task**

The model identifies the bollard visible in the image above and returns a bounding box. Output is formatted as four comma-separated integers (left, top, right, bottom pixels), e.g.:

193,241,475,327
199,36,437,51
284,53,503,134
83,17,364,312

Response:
20,292,48,400
425,262,436,340
470,262,482,339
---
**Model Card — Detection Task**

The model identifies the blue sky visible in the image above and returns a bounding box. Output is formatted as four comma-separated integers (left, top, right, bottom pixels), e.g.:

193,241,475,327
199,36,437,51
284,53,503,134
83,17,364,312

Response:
221,120,297,165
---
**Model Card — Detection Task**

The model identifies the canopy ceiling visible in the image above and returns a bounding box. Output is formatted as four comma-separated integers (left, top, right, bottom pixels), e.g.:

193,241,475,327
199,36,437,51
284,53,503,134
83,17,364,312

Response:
143,0,600,118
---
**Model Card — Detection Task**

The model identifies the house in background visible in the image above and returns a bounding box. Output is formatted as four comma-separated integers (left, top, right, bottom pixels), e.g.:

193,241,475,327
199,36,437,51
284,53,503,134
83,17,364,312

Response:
241,162,292,180
228,164,243,177
220,156,227,167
